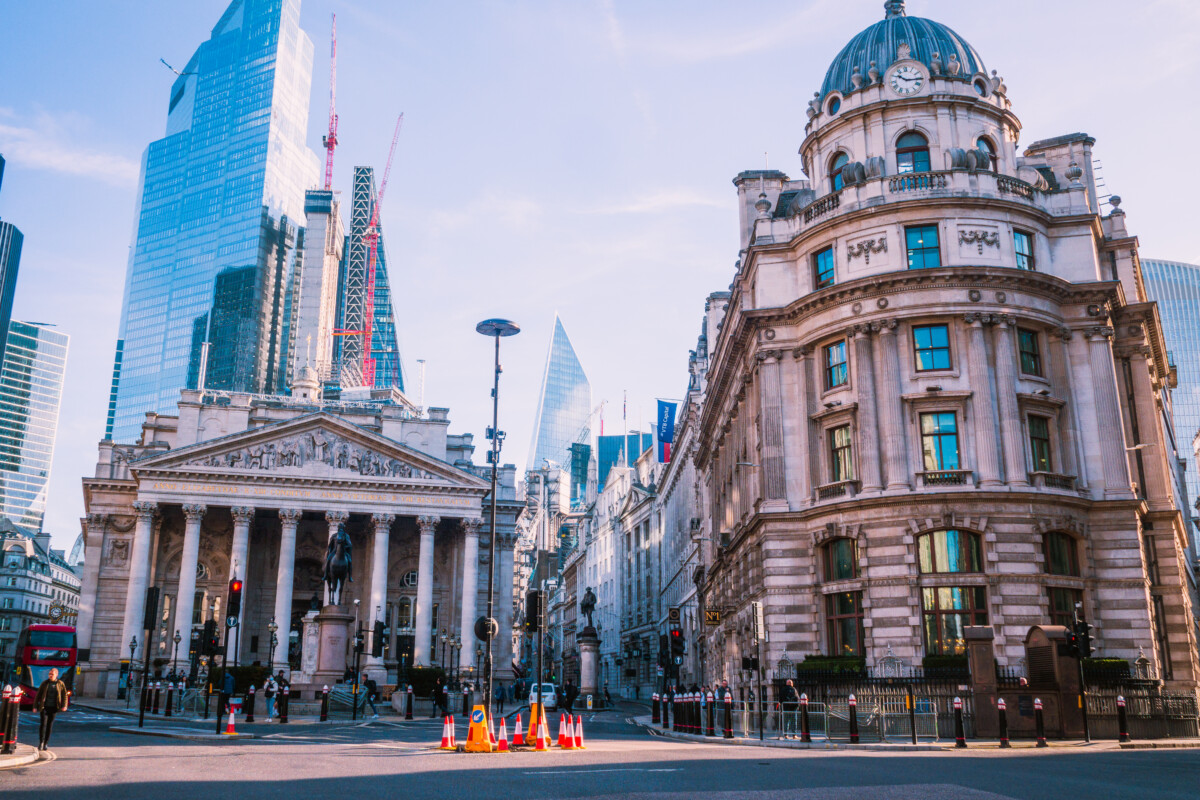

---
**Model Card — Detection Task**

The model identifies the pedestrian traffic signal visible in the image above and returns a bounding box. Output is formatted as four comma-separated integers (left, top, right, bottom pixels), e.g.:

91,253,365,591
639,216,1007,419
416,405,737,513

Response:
372,620,385,657
202,619,219,655
1075,619,1093,659
227,579,243,617
669,627,685,658
525,589,542,633
1061,628,1080,659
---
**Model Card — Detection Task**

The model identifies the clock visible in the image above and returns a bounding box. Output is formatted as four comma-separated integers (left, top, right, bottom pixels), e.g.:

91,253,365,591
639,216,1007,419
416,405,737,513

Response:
888,64,925,96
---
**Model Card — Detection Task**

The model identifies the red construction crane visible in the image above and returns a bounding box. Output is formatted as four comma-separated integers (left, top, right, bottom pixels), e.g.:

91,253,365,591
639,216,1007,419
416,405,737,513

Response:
321,14,338,190
360,113,404,387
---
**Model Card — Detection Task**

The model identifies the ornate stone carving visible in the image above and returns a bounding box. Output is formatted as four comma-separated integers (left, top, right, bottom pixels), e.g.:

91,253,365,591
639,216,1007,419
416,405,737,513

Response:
1084,326,1115,340
231,506,256,523
324,510,349,525
876,298,889,309
416,515,440,534
187,430,435,480
132,501,157,518
897,42,911,60
958,230,1000,254
968,289,981,302
85,513,108,531
279,508,303,524
963,312,993,325
182,503,207,521
103,539,129,567
371,513,396,530
462,517,484,536
846,236,887,264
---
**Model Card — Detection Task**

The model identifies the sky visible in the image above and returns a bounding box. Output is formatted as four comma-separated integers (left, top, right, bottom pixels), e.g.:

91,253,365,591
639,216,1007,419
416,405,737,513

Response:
0,0,1198,553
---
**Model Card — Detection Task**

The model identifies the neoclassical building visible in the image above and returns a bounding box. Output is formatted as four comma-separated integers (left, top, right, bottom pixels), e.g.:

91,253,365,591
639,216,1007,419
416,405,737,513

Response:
698,1,1199,688
76,373,522,697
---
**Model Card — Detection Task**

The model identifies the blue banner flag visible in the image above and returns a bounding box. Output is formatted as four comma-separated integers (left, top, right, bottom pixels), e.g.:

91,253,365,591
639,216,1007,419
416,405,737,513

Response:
656,400,678,463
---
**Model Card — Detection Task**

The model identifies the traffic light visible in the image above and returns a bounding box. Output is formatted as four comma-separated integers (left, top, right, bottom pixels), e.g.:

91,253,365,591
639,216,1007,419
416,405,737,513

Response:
372,620,385,657
669,627,685,658
354,624,365,655
525,589,542,633
202,619,218,655
1076,619,1093,659
227,579,243,617
1061,627,1080,659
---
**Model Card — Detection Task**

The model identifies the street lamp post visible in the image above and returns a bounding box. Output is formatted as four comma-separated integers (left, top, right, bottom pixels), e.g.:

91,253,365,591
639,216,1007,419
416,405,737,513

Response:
172,630,182,683
476,317,520,721
440,628,448,675
267,618,279,673
125,636,137,707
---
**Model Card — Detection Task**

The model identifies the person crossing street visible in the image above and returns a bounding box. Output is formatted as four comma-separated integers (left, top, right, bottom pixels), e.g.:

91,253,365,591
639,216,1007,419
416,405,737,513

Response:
35,667,68,752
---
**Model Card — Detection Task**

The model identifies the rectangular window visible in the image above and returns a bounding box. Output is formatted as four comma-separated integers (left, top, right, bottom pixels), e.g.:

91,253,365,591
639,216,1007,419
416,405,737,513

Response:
825,591,864,656
1014,230,1035,271
814,246,835,289
1018,328,1042,376
824,341,848,389
920,412,961,471
829,425,854,482
1047,587,1082,628
921,586,988,655
913,324,952,371
1029,415,1052,472
905,225,941,269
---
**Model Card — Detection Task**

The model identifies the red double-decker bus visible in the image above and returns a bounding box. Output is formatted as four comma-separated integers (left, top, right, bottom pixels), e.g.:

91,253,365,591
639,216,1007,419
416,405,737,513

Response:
12,624,76,709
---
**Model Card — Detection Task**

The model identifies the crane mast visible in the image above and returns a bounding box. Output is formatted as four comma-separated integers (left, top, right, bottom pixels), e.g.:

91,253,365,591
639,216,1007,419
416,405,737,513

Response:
360,113,404,387
321,14,337,191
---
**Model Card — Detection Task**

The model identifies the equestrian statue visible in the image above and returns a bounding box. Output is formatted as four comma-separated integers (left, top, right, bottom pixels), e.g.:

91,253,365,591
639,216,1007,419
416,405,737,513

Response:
322,523,353,606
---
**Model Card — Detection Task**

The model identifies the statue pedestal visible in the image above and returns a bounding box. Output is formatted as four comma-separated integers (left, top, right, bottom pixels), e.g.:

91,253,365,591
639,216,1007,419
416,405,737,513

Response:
297,610,320,684
313,605,353,685
578,626,600,706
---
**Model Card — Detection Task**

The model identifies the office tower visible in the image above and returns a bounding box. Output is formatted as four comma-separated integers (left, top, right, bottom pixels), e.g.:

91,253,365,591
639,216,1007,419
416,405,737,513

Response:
527,315,591,477
106,0,320,441
597,432,652,488
0,322,68,531
289,189,344,384
0,152,23,363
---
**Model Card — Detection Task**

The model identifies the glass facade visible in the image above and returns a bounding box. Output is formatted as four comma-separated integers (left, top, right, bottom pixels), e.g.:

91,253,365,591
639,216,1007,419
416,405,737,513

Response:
0,322,69,531
0,223,21,363
597,432,652,488
108,0,320,441
527,315,591,475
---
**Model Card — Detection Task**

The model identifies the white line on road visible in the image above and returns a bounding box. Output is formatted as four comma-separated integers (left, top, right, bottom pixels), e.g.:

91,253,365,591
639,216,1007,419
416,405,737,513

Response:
523,768,681,775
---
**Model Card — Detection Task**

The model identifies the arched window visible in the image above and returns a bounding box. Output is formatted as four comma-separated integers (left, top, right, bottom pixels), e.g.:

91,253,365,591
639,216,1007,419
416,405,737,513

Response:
917,529,983,574
398,597,413,629
976,136,996,168
830,152,849,191
896,131,930,174
1043,532,1080,577
824,538,858,581
827,96,841,116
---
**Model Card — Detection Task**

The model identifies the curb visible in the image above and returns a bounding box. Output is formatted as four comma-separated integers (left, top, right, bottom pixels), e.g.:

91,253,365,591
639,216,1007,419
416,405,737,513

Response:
109,726,259,740
1119,741,1200,750
0,745,42,769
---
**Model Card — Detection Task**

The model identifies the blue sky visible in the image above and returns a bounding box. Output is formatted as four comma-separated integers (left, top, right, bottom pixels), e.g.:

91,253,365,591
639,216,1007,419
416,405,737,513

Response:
0,0,1197,551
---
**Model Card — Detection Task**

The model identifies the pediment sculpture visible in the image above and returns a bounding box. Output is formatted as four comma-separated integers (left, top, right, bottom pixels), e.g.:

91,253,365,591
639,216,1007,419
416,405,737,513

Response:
187,430,435,480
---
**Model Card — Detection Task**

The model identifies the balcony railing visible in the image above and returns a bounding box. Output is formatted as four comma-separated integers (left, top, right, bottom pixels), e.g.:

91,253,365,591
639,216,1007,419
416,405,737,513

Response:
803,191,840,223
997,174,1035,199
815,479,860,501
1030,471,1077,491
918,469,973,488
887,171,949,193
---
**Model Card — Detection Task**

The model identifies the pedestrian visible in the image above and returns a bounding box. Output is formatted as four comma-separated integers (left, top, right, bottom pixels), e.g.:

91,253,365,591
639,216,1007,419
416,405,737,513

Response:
361,671,378,718
496,682,506,714
35,667,68,751
275,670,290,692
432,677,448,717
603,683,612,706
780,679,799,739
717,679,731,702
264,675,278,720
564,679,579,714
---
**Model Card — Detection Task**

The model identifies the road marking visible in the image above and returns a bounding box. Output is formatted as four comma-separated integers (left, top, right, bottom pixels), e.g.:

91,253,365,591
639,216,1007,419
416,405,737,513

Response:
524,768,681,775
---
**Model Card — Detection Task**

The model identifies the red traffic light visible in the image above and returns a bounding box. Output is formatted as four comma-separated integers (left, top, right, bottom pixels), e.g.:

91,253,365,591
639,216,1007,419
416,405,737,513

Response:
229,579,243,592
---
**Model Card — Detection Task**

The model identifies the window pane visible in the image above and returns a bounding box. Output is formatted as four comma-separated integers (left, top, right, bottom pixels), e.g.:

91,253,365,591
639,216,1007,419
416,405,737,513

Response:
815,247,835,288
1044,532,1078,576
913,324,951,370
1018,328,1041,375
1029,416,1052,472
1014,230,1034,271
826,538,857,580
825,340,848,388
906,225,941,269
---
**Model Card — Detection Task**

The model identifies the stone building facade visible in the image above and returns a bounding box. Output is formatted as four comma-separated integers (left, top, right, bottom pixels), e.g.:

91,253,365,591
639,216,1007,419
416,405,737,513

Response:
0,526,81,677
76,378,522,697
697,2,1199,689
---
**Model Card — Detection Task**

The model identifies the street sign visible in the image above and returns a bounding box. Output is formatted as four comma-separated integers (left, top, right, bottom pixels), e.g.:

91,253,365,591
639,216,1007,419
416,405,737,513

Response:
704,609,721,626
668,607,681,623
674,656,683,665
656,666,664,677
226,615,239,629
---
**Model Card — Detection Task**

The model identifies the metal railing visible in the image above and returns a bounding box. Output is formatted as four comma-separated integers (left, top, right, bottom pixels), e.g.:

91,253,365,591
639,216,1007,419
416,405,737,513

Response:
918,470,972,487
730,698,941,742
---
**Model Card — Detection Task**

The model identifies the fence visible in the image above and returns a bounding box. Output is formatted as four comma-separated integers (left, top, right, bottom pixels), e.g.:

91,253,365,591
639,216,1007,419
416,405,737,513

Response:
1086,687,1200,739
787,679,974,740
732,695,941,742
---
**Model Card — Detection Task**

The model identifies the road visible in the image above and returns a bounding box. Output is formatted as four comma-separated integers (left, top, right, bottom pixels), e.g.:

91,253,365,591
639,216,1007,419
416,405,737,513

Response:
2,706,1198,800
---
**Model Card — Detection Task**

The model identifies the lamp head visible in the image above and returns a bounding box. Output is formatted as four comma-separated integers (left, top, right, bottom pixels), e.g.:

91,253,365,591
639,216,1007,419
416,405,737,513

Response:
475,318,520,338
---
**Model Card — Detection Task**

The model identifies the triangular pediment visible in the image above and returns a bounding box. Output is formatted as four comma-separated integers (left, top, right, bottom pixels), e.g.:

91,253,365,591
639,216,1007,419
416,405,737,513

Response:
130,413,488,490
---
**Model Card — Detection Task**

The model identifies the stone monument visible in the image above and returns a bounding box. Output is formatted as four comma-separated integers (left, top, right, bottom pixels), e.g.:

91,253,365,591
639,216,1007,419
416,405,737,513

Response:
577,587,601,706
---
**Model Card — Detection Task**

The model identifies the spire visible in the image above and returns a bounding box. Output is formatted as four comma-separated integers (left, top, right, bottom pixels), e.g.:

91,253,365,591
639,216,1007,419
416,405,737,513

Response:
884,0,905,18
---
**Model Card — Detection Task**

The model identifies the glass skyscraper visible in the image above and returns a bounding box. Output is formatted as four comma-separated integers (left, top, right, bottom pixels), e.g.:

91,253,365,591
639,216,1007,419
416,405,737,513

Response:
107,0,320,441
0,153,24,363
527,315,591,476
597,432,653,488
0,322,68,531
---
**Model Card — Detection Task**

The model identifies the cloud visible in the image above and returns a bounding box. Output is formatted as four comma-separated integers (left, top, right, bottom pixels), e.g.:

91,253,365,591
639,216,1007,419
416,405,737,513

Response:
579,188,728,215
0,109,139,187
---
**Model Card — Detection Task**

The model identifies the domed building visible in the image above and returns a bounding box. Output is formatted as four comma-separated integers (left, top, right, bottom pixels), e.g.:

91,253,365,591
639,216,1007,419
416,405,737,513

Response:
698,1,1199,688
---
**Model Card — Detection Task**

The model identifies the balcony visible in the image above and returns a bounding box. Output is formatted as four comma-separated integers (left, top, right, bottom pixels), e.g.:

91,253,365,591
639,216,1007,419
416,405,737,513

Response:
888,170,949,193
917,469,974,488
815,479,861,501
1029,471,1078,491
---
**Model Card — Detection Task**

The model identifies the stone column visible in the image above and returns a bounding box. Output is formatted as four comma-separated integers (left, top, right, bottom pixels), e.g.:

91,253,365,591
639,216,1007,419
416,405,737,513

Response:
76,513,107,658
120,501,158,661
172,504,207,661
414,515,439,666
756,351,787,504
853,326,882,492
495,532,517,680
964,314,1004,487
323,510,349,605
458,518,483,671
992,315,1029,486
229,506,255,660
273,508,302,673
876,321,910,490
367,512,395,677
1047,328,1081,482
1086,326,1134,498
794,346,815,504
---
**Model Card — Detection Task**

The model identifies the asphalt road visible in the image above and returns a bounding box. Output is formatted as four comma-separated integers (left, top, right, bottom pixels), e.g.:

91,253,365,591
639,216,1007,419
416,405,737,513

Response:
2,707,1198,800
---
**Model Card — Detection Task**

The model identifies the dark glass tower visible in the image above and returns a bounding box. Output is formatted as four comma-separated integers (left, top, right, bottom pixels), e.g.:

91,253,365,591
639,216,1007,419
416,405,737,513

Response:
107,0,320,441
0,153,23,364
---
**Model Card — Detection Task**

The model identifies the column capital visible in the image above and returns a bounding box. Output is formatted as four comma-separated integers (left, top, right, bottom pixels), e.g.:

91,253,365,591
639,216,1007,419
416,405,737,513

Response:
132,501,158,518
875,318,900,335
85,513,108,531
417,515,440,534
231,506,256,523
182,503,207,521
992,313,1016,328
1084,325,1115,341
792,344,813,359
755,349,782,364
1049,326,1073,342
851,323,873,338
278,508,303,524
371,512,396,529
324,509,349,525
963,312,993,326
461,517,484,535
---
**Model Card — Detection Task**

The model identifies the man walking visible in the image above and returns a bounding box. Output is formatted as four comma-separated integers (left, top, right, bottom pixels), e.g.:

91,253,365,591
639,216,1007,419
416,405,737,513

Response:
264,675,278,720
564,679,579,714
361,671,379,718
496,681,506,714
780,679,800,739
35,667,68,751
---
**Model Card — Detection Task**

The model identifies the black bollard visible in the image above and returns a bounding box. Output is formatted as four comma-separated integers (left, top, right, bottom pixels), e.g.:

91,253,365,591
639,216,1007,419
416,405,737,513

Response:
405,685,414,720
997,698,1010,748
1117,695,1130,743
672,693,679,732
907,684,918,745
462,686,470,719
800,694,811,743
691,692,698,735
848,694,859,744
204,683,211,720
1034,698,1047,747
652,692,660,724
724,693,734,739
707,692,716,736
954,696,966,748
279,687,289,724
0,686,12,755
4,688,22,754
320,685,329,722
165,682,174,718
245,685,256,723
152,682,161,714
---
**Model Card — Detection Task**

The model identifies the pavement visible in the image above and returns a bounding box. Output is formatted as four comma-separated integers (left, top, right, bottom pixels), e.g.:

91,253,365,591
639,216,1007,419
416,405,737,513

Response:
0,701,1198,799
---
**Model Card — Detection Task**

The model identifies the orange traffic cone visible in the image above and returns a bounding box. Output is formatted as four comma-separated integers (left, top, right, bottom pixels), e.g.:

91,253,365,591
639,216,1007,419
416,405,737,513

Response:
223,706,237,735
497,717,510,752
557,713,568,747
562,715,577,750
450,715,457,748
534,718,550,751
512,713,525,746
574,715,586,749
440,716,454,750
489,715,497,745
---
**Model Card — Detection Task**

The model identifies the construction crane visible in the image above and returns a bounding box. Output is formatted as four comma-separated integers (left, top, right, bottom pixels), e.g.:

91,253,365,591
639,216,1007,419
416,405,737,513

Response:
321,14,338,191
360,113,404,387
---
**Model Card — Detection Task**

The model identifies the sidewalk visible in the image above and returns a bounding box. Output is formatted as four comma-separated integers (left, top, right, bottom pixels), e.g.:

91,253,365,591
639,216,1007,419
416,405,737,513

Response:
0,744,44,769
632,715,1200,752
73,697,412,727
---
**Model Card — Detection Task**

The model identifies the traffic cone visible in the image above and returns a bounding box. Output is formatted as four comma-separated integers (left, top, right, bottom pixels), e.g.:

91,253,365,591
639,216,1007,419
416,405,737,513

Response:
497,716,510,752
534,718,549,751
512,713,525,746
574,715,586,749
450,715,457,748
223,705,237,735
489,714,497,746
441,716,457,750
557,713,568,747
562,715,577,750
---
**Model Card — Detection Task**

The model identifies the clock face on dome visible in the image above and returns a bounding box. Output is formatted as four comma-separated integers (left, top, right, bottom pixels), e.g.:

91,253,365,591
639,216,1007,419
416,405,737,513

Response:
888,64,925,96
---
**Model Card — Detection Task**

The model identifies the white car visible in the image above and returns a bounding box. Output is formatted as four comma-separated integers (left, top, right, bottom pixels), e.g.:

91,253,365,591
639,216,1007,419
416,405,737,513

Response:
528,682,558,711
